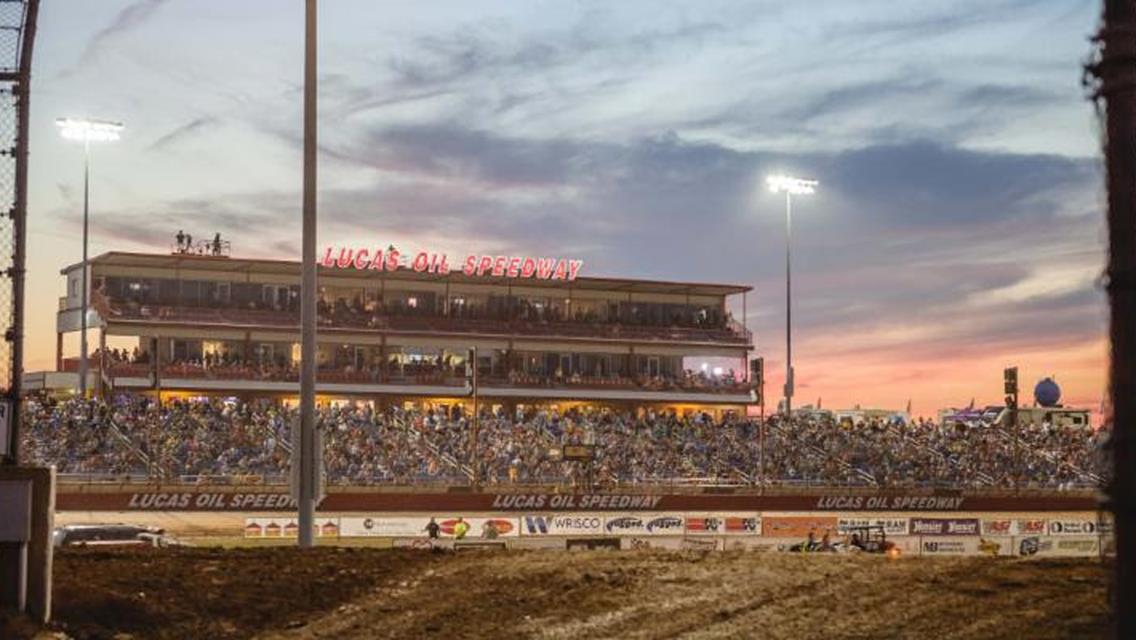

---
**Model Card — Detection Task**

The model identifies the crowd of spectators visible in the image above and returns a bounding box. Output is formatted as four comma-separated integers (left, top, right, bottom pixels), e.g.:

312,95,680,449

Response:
18,396,1108,489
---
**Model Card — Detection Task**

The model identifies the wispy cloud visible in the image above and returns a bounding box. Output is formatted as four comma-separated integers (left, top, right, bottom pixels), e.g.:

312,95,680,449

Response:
58,0,172,78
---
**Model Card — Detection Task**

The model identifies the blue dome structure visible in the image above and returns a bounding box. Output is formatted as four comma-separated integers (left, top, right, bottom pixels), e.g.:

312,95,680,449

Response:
1034,377,1061,407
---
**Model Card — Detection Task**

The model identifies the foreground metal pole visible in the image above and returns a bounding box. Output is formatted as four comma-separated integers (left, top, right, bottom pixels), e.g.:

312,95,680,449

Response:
78,140,89,398
297,0,318,548
784,191,792,417
1091,1,1136,635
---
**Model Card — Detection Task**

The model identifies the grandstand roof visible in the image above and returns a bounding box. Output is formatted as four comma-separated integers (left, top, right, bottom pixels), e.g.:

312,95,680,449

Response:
71,251,753,297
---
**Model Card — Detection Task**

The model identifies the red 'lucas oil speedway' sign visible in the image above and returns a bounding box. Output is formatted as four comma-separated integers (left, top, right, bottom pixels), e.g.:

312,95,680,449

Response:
321,246,585,282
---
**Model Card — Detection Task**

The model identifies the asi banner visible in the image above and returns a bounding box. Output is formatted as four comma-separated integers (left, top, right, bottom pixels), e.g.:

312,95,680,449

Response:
521,514,604,536
762,516,838,538
981,519,1047,537
603,513,685,536
684,513,761,535
837,518,909,536
909,518,980,536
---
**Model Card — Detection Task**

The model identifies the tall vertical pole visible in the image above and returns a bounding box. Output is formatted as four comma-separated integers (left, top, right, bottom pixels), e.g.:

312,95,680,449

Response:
8,0,39,465
298,0,318,549
470,346,479,488
78,139,89,398
1092,2,1136,635
784,191,792,418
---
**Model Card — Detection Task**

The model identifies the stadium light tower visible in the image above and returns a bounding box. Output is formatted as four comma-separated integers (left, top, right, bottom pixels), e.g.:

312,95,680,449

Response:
56,117,123,398
766,174,817,418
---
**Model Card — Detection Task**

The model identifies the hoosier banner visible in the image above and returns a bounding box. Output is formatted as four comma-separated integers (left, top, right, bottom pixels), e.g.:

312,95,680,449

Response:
909,518,980,536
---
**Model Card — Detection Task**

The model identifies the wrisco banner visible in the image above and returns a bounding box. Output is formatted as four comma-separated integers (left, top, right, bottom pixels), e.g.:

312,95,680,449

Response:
521,514,604,536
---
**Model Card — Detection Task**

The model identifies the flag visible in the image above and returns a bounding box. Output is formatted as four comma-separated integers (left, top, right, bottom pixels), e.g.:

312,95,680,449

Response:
906,399,912,416
967,397,975,410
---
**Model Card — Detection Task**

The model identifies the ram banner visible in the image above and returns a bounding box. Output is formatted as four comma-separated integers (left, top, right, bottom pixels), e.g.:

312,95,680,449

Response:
837,518,909,536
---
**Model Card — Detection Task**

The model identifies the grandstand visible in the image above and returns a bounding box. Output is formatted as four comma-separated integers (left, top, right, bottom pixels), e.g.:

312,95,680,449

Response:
50,249,756,409
22,246,1107,491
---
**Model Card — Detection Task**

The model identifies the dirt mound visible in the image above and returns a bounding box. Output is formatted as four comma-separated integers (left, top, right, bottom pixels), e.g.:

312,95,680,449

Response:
17,547,1109,640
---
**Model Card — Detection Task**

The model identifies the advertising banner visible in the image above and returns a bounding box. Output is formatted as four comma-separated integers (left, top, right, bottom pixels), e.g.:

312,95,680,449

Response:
837,517,909,536
393,538,451,550
981,519,1048,537
762,516,838,538
510,537,568,550
620,537,685,551
680,538,721,551
603,513,685,536
909,518,980,536
721,538,796,553
520,514,604,536
340,516,432,538
1048,520,1104,536
683,513,761,535
438,516,520,538
918,537,1010,556
244,517,340,538
1016,536,1100,558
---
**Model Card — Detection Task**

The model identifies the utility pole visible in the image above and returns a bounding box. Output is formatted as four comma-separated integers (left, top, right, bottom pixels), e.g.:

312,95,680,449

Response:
1087,2,1136,636
1004,366,1019,491
469,347,479,489
296,0,319,548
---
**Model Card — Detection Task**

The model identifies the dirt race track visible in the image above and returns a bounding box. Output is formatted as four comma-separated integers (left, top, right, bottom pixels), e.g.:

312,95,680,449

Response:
1,546,1110,640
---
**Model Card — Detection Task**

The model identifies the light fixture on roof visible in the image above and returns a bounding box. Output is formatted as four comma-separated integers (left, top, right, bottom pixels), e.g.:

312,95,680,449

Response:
764,173,817,417
57,116,124,399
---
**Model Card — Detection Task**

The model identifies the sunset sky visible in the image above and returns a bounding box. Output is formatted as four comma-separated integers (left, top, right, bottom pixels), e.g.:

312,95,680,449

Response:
27,0,1108,418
